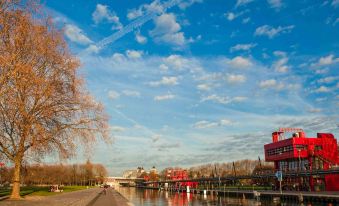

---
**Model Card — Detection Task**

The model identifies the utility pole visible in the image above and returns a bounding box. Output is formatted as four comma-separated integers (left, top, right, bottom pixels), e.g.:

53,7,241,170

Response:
232,162,237,186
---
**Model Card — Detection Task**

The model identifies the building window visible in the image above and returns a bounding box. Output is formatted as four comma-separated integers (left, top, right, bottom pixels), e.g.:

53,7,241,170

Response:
295,145,306,150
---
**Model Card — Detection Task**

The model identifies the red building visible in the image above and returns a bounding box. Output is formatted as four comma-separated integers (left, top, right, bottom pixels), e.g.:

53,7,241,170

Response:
264,128,339,191
164,168,198,188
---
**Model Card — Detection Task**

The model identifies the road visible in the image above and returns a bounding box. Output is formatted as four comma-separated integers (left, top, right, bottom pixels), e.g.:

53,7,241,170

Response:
0,188,131,206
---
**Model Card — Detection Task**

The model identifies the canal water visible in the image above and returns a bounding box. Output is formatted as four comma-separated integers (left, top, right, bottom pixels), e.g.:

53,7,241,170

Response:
115,187,329,206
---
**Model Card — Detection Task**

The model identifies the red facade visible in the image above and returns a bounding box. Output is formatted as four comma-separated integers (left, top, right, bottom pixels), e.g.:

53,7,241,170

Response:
264,128,339,191
165,168,198,188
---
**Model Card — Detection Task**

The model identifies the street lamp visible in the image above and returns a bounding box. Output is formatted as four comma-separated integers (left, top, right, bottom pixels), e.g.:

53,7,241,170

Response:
298,149,301,171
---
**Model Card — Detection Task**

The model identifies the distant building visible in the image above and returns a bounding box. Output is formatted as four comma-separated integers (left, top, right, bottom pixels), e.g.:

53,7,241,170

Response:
150,166,157,174
122,166,145,178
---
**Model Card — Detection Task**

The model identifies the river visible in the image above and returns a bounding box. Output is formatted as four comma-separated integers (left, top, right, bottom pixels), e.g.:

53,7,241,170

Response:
115,187,330,206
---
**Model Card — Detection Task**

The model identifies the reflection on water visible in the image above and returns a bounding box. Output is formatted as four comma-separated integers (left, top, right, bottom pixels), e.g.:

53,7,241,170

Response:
115,187,329,206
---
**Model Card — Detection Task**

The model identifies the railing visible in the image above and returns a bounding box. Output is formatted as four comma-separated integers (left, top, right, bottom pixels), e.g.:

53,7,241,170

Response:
142,168,339,185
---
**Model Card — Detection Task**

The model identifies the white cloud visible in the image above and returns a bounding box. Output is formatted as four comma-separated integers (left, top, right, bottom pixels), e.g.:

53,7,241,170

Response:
64,24,92,45
332,0,339,7
273,50,287,57
122,90,141,97
242,17,251,24
126,50,143,59
178,0,203,10
135,31,147,44
226,12,236,21
163,55,187,70
110,125,126,132
193,119,234,129
259,79,277,88
225,10,248,21
201,94,228,104
85,44,100,54
220,119,234,126
108,90,120,100
254,25,294,38
313,54,339,67
151,13,181,35
334,18,339,26
236,0,254,7
197,84,212,91
159,64,169,71
316,97,327,102
226,74,247,84
92,4,123,30
151,134,161,142
230,43,257,52
267,0,283,9
127,8,143,20
127,0,166,20
157,32,185,46
112,53,126,62
154,94,175,101
229,56,253,68
201,95,247,104
232,96,248,102
314,86,331,93
258,79,299,91
308,108,322,113
315,68,329,74
150,13,186,46
286,84,301,90
193,120,218,129
143,0,164,13
318,76,339,84
273,57,289,73
149,76,179,87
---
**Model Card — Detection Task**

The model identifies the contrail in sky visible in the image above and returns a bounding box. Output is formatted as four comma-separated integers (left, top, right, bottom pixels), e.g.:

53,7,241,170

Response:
112,108,158,137
80,0,182,55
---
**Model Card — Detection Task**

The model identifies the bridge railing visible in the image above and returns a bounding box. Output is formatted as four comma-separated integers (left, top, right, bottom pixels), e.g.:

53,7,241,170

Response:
142,168,339,185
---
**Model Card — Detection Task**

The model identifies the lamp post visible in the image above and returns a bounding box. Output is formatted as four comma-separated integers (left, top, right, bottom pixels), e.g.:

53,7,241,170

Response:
298,149,301,171
0,162,5,186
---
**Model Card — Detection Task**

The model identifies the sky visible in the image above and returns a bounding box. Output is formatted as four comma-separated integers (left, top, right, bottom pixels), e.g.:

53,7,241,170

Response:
44,0,339,176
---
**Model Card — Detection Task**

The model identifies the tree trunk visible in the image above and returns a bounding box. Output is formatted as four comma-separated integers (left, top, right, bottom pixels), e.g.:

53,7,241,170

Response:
10,157,22,199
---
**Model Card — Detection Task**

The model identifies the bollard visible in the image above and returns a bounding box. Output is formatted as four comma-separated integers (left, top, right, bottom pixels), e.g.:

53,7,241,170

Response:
187,186,190,193
298,193,303,203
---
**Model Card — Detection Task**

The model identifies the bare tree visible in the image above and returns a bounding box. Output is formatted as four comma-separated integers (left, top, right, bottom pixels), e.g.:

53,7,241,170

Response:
0,1,109,199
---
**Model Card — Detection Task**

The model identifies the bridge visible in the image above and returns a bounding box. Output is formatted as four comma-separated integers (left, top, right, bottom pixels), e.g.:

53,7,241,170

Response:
104,177,144,187
142,168,339,185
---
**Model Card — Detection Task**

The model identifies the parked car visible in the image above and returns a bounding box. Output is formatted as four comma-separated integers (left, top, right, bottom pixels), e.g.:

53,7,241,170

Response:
49,185,64,192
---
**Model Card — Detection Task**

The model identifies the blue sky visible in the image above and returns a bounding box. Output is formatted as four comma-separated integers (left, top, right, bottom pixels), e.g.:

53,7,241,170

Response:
44,0,339,175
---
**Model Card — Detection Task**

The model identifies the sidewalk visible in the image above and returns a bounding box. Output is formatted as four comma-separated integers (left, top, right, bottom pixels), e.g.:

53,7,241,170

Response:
0,188,101,206
86,188,131,206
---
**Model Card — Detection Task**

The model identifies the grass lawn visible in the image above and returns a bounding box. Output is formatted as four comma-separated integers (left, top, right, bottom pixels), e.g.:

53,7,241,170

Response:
0,186,94,197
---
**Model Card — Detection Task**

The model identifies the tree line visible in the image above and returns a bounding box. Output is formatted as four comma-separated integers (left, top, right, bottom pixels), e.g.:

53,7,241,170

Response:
0,161,107,186
187,159,274,178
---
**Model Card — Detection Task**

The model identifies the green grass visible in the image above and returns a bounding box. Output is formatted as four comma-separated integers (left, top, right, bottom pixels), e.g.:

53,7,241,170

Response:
0,186,95,197
29,186,95,196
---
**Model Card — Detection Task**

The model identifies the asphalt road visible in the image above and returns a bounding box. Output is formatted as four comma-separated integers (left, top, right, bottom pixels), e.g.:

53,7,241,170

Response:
0,188,131,206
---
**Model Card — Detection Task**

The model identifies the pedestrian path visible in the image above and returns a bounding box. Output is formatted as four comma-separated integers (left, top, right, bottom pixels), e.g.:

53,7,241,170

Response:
0,188,101,206
87,188,131,206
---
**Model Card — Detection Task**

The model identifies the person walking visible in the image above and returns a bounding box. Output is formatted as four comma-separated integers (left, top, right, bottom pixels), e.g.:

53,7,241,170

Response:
103,185,107,195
